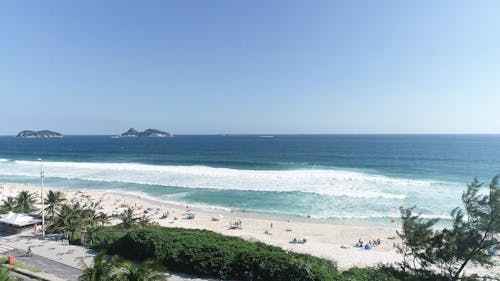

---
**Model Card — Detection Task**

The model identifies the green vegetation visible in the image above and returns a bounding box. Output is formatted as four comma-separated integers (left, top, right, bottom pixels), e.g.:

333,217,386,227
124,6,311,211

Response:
51,203,110,244
91,226,339,281
84,176,499,281
116,207,144,228
1,176,497,281
335,268,400,281
88,226,406,281
0,197,17,213
0,265,20,281
5,262,41,274
79,252,166,281
0,189,65,216
396,176,500,281
44,190,66,219
0,258,41,273
118,260,167,281
79,252,117,281
15,191,37,213
0,191,37,214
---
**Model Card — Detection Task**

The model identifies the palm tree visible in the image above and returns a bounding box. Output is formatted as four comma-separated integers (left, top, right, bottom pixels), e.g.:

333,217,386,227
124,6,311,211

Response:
16,191,37,213
118,208,141,228
0,196,17,213
96,212,110,228
44,190,66,219
82,209,110,245
79,252,119,281
138,215,152,227
118,260,166,281
52,203,84,239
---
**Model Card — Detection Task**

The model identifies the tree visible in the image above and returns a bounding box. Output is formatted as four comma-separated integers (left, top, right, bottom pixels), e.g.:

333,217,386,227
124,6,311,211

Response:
83,209,111,245
79,253,166,281
117,208,141,228
96,212,111,228
79,252,119,281
52,203,84,240
15,190,37,213
117,260,166,281
50,201,112,244
397,176,500,281
44,190,66,219
0,196,17,213
138,214,152,227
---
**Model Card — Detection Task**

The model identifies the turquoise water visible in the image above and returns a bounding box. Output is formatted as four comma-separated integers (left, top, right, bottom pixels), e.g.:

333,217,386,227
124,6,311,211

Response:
0,135,499,223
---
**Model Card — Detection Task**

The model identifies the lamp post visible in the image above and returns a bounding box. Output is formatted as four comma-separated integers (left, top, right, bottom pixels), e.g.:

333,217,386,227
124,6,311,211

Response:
37,158,45,239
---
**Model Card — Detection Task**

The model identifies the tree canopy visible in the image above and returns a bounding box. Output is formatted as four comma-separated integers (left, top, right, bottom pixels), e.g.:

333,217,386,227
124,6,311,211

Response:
397,176,500,281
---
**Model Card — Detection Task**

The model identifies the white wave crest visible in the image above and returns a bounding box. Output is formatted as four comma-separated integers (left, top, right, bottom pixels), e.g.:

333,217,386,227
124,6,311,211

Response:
0,160,443,200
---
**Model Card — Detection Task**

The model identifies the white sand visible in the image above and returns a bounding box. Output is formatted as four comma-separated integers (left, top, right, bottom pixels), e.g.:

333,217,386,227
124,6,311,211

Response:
0,182,498,278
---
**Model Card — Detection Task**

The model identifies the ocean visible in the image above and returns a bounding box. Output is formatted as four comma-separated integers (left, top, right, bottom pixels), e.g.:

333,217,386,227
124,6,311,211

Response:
0,135,499,224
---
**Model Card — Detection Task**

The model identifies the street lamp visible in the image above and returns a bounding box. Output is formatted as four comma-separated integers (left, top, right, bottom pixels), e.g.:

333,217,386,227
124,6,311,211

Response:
37,158,45,239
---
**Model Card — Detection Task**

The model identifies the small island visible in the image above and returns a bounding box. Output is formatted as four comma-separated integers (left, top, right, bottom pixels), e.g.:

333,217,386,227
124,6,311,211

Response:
16,130,63,138
119,128,172,138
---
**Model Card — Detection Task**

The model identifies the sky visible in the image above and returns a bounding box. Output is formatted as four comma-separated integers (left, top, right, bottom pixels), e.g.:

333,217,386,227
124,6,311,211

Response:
0,1,499,135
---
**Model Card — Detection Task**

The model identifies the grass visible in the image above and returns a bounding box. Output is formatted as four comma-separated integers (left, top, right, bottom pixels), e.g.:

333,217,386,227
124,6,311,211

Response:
0,257,42,273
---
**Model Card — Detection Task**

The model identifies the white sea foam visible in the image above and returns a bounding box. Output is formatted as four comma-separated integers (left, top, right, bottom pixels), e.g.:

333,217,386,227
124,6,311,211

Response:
0,160,450,200
311,210,453,220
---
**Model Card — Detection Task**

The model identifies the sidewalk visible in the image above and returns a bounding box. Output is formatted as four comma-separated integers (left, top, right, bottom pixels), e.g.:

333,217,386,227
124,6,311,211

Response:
0,234,90,281
0,233,216,281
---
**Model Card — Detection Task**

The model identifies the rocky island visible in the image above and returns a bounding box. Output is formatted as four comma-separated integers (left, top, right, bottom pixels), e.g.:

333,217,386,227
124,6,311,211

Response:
16,130,63,138
119,128,172,138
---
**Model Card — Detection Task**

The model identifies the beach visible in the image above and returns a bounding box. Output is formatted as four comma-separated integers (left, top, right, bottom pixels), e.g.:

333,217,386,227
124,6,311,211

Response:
0,182,499,279
0,183,400,269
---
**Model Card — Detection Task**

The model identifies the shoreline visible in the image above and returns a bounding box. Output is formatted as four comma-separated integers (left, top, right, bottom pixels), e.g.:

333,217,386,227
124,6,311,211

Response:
0,182,401,269
0,182,498,276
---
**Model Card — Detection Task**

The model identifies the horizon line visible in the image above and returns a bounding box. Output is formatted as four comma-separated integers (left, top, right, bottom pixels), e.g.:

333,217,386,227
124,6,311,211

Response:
1,133,500,136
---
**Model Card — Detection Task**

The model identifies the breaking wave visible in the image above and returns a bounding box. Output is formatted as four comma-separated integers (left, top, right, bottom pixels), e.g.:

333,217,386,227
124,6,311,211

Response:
0,160,448,200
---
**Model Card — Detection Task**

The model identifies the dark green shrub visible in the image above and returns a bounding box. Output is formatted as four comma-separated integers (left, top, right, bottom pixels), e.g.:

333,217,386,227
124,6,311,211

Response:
99,226,338,281
337,268,400,281
89,226,131,251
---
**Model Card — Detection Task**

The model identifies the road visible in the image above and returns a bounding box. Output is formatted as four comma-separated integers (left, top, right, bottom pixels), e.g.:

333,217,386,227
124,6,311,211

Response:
0,244,83,281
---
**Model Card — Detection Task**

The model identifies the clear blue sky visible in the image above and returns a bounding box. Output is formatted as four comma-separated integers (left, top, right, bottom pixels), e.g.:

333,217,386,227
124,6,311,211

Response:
1,1,499,135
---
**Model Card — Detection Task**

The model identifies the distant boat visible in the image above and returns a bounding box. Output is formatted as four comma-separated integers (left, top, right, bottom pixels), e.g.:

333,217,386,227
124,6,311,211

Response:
259,136,274,138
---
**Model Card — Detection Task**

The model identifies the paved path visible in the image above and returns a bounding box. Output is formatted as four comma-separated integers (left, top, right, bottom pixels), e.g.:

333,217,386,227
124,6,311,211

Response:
0,244,14,256
0,233,214,281
0,244,83,281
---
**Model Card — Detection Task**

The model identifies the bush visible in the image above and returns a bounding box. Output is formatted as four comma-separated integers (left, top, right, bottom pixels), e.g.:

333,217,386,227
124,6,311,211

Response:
88,226,131,251
96,226,338,281
337,268,400,281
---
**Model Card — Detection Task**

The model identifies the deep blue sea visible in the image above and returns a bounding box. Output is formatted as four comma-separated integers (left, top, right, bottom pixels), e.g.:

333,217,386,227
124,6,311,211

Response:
0,135,499,224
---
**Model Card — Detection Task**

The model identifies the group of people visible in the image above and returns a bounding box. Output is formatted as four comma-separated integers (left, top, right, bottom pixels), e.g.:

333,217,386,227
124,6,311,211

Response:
230,219,243,229
291,237,307,244
354,238,382,250
160,210,171,219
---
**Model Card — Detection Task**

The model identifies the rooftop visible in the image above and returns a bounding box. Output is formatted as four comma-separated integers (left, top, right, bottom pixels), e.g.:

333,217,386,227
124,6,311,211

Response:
0,212,42,227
